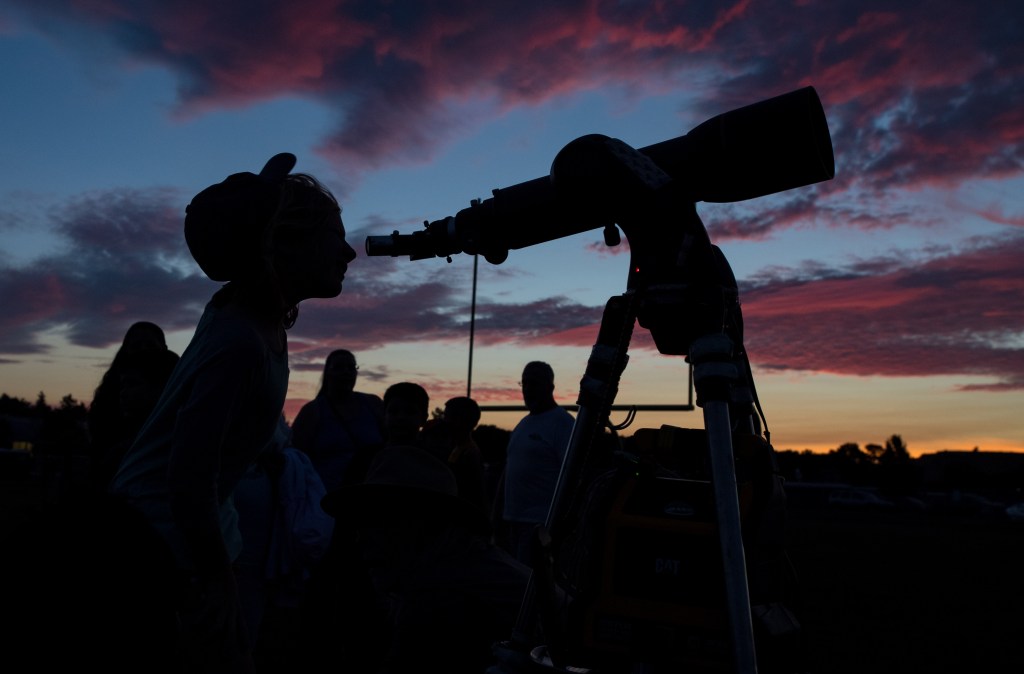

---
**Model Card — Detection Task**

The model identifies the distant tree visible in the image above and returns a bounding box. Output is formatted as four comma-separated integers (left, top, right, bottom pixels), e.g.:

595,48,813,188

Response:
474,423,511,465
34,393,90,456
775,449,835,482
878,434,918,496
830,442,875,484
834,442,869,466
0,393,33,417
1,391,88,419
60,394,87,413
881,434,910,465
865,443,885,464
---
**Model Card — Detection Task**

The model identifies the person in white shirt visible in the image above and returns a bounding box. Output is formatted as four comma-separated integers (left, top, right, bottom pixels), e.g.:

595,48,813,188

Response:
500,361,575,565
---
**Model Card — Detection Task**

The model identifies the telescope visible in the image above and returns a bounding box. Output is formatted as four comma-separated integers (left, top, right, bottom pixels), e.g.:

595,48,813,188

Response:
365,86,834,265
367,87,836,674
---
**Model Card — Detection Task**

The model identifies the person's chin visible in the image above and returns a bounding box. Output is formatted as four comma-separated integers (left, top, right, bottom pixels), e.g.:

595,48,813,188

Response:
316,278,344,298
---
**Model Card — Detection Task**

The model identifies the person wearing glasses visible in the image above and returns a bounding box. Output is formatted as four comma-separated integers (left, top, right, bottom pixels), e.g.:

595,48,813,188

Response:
291,349,385,492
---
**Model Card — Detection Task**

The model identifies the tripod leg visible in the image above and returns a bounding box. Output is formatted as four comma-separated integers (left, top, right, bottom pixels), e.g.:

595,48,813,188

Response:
692,334,758,674
509,292,636,660
705,399,758,674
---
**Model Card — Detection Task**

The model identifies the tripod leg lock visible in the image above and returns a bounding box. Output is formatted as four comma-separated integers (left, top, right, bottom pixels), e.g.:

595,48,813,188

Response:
693,361,739,404
577,344,628,409
689,333,734,363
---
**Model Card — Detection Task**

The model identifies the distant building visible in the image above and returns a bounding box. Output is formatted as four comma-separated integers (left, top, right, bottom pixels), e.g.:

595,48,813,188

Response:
916,450,1024,495
0,414,41,452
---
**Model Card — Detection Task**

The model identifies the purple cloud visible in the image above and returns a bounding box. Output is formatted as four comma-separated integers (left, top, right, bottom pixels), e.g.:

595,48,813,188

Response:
740,232,1024,389
6,1,1019,195
2,186,1021,397
0,187,208,353
2,1,1022,404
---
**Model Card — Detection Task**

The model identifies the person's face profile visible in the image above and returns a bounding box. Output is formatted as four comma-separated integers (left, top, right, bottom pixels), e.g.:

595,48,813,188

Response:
520,367,553,411
275,210,356,301
326,354,358,393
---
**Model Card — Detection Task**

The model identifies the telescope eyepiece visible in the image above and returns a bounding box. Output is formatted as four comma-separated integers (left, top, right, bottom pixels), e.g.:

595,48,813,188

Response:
364,219,463,261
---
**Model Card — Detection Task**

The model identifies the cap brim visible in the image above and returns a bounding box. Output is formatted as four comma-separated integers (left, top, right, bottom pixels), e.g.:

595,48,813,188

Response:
260,153,296,181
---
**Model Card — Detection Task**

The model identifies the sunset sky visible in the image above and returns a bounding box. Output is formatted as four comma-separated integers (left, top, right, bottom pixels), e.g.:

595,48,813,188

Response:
0,1,1021,457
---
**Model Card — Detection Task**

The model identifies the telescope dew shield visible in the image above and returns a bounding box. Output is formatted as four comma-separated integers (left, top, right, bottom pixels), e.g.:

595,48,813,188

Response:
641,85,835,203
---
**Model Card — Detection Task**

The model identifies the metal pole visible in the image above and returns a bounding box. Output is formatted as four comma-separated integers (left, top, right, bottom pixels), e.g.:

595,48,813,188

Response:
467,253,479,398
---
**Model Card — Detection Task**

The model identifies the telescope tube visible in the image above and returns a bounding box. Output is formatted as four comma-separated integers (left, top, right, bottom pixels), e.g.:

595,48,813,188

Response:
366,86,834,263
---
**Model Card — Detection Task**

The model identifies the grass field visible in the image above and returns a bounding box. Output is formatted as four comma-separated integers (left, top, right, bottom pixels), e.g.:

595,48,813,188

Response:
3,456,1022,674
785,505,1024,674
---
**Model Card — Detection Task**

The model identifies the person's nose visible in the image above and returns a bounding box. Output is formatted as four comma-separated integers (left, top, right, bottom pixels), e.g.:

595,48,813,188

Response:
343,239,357,263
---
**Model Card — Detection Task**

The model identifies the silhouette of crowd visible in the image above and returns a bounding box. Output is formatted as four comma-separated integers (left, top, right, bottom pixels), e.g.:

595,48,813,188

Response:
0,143,808,674
0,152,571,674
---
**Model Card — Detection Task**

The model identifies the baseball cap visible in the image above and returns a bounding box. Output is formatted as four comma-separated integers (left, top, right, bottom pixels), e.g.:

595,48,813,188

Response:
183,153,296,282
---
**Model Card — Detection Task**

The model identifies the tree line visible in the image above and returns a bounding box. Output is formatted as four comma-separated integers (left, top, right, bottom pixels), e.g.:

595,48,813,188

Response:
4,393,1017,498
1,392,90,455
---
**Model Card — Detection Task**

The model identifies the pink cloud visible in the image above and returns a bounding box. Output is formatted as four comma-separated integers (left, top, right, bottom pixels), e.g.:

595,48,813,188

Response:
3,180,1021,393
2,1,1023,400
9,0,1007,220
741,234,1024,388
6,1,1015,221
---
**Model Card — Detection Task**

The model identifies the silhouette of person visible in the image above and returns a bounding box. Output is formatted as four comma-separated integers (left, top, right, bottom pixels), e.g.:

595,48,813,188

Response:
421,396,486,512
381,381,430,447
233,415,333,672
232,424,282,656
295,381,431,670
88,321,178,490
291,349,385,493
320,444,533,674
108,152,357,673
91,343,180,491
500,361,575,565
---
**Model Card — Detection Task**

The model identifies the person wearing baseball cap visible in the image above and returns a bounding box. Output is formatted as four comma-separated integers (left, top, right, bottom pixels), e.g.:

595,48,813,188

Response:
109,153,357,672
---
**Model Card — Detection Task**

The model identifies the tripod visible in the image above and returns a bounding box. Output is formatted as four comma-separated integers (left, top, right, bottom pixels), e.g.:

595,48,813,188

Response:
489,149,791,674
